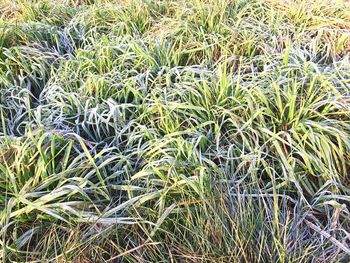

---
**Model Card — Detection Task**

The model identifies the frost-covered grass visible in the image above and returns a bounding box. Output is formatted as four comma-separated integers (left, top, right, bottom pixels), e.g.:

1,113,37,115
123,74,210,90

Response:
1,0,350,262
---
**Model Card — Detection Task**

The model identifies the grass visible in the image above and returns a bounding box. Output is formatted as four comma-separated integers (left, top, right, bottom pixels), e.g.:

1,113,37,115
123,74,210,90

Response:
1,0,350,262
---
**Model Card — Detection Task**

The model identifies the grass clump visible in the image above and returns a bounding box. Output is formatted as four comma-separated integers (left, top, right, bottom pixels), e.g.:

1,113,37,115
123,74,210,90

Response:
1,0,350,262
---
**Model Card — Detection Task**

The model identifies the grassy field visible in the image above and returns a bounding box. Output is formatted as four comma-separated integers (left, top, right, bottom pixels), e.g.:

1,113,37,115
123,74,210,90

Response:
1,0,350,262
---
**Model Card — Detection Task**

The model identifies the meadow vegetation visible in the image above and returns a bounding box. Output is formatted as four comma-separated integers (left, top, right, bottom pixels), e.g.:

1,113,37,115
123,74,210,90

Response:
1,0,350,262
